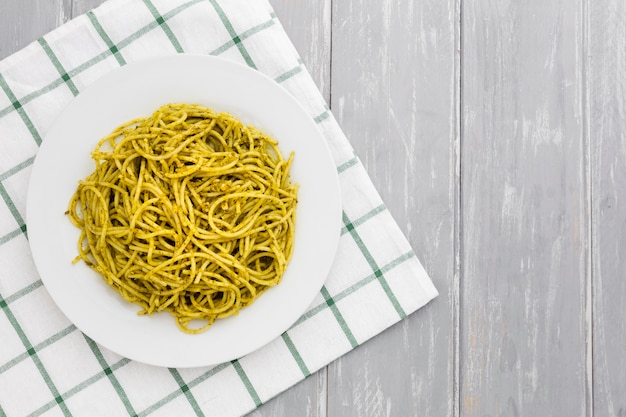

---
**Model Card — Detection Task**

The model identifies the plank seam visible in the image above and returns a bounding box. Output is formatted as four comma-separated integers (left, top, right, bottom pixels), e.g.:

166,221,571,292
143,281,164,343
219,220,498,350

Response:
582,0,594,414
454,0,463,416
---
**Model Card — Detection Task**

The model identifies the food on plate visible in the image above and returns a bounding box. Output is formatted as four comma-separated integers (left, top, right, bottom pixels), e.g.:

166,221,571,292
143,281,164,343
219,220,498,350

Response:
67,103,297,334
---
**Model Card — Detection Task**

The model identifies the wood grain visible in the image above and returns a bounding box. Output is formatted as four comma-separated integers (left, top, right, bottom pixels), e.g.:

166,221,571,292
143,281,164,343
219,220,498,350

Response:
71,0,106,15
328,0,458,415
589,0,626,416
268,0,331,103
0,0,71,60
460,1,589,416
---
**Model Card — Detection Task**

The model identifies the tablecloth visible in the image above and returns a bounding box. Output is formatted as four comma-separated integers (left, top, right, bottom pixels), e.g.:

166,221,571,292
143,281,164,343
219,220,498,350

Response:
0,0,438,415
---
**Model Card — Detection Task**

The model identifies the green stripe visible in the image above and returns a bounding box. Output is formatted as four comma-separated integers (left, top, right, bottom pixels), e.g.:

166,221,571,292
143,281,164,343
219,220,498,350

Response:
343,212,406,319
314,110,330,124
82,335,137,416
3,279,42,305
337,156,358,173
0,159,30,243
281,333,310,377
341,205,386,235
0,226,25,245
28,358,131,417
37,38,79,96
143,0,184,52
320,286,358,348
115,0,202,51
0,293,72,416
231,359,262,407
0,182,26,232
0,0,203,122
168,369,205,417
209,17,275,56
293,252,415,327
207,0,256,69
274,65,302,83
87,11,126,66
0,156,35,181
74,0,200,74
0,77,65,120
63,31,143,80
184,362,230,385
0,73,42,145
137,363,230,416
0,324,75,373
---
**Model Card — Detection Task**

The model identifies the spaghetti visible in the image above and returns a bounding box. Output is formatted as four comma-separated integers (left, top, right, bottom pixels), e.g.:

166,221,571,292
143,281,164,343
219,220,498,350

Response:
67,103,297,334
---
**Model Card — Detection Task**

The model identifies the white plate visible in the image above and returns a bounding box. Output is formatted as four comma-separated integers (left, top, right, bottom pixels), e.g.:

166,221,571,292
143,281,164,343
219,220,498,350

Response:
27,54,341,368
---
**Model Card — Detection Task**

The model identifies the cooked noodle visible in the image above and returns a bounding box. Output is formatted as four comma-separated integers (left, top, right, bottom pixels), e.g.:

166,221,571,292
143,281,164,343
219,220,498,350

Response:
67,103,297,334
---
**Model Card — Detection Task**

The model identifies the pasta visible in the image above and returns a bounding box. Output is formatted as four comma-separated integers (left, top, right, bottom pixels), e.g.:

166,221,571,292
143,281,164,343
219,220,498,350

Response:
67,103,297,334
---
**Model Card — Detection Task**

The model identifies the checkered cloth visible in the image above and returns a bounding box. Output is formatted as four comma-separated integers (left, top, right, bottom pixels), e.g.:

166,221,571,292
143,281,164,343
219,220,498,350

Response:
0,0,438,415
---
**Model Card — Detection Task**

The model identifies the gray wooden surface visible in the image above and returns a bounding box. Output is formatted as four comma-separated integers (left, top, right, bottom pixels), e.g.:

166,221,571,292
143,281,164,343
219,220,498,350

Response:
1,0,624,416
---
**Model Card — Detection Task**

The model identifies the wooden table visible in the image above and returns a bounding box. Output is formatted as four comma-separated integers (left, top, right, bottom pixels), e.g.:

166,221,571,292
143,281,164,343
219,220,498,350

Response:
2,1,624,416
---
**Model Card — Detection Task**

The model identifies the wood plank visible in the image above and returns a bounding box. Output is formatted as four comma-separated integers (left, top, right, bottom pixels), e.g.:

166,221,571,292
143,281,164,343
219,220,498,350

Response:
328,0,459,415
0,0,71,60
589,0,626,415
460,1,589,416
